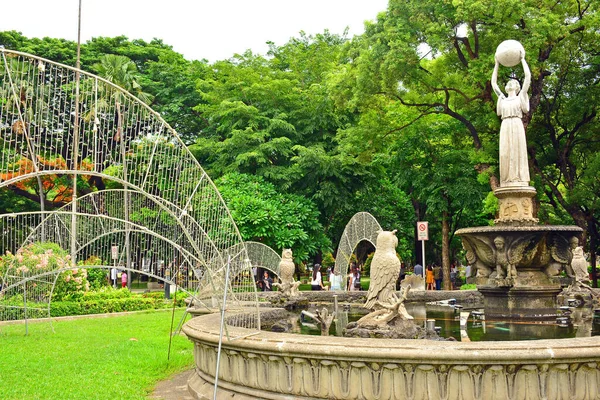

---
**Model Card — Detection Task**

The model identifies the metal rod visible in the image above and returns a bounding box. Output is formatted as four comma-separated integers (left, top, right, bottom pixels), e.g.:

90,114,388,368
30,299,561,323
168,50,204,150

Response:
23,276,28,335
421,240,426,278
70,0,83,266
214,255,231,399
167,281,178,362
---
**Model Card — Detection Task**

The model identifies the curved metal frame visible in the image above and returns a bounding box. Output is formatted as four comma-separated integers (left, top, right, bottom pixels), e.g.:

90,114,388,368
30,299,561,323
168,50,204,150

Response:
334,212,382,290
0,48,260,333
239,241,281,277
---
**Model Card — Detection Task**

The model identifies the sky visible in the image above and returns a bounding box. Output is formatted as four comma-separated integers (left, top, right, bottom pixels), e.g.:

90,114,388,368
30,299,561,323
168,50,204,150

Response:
2,0,389,62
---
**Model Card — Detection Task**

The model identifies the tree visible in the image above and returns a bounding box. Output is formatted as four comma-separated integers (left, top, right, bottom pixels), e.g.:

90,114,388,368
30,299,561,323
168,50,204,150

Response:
215,173,331,263
144,53,209,144
333,0,600,275
93,54,153,104
187,33,387,244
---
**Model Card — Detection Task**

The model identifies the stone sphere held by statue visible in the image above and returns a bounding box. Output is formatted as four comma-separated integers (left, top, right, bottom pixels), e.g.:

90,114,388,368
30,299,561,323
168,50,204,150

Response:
495,40,525,67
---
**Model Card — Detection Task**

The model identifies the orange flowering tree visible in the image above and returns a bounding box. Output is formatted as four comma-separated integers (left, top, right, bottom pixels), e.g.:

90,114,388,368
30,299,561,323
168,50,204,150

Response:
0,155,96,208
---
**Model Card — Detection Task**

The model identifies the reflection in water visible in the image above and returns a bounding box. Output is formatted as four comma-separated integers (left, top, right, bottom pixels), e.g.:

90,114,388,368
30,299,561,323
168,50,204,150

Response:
294,303,597,341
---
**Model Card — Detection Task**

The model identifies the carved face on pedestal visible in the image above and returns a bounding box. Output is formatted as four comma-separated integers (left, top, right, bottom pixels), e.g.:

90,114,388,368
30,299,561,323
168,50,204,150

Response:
494,237,505,250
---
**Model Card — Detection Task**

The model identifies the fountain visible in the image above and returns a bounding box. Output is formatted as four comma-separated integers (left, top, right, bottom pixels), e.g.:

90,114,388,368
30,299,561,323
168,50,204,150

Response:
456,40,582,320
182,41,600,400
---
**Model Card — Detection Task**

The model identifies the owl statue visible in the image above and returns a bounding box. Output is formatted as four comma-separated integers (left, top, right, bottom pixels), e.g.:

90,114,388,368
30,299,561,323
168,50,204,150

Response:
279,248,295,284
365,230,401,310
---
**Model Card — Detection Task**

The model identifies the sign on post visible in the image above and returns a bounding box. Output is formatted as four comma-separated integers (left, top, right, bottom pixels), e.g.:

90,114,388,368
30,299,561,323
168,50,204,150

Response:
417,221,428,280
111,245,119,260
417,221,429,241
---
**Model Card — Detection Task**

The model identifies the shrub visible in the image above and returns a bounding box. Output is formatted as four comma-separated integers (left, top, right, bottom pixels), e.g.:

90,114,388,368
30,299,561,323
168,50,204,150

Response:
53,267,89,301
363,252,374,275
460,283,477,290
50,297,168,317
0,242,90,302
79,256,110,290
83,287,132,300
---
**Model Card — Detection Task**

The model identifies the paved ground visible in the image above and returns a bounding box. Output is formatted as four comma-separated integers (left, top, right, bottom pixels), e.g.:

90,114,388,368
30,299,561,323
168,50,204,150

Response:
149,369,195,400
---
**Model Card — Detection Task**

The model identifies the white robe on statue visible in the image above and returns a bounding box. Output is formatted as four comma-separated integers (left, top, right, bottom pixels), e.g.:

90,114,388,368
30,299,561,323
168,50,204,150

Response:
497,92,530,187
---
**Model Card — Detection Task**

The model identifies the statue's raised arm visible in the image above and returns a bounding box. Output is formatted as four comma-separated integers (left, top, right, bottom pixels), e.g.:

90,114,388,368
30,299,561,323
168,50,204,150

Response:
491,59,504,99
520,54,531,113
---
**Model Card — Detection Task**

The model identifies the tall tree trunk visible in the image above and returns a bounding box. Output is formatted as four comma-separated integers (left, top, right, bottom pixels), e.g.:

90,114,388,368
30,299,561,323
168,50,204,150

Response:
442,209,451,290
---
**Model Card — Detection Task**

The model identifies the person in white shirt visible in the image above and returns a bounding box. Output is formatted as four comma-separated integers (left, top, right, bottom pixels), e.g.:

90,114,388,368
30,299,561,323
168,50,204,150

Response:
311,264,324,290
329,269,342,291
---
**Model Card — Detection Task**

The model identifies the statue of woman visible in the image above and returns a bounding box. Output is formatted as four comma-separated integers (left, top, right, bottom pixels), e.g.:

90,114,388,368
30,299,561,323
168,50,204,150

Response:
491,52,531,187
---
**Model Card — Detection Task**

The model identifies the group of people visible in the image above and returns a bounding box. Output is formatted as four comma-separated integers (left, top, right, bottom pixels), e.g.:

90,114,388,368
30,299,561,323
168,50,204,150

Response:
256,261,462,292
424,265,443,290
310,263,361,291
254,263,359,292
421,263,459,290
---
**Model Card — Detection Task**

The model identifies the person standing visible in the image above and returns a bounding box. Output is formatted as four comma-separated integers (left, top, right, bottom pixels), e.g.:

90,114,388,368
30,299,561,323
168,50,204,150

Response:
329,269,342,291
350,266,361,291
261,271,273,291
121,271,128,288
396,262,407,290
311,264,324,291
414,263,423,278
433,265,443,290
426,266,435,291
450,263,458,289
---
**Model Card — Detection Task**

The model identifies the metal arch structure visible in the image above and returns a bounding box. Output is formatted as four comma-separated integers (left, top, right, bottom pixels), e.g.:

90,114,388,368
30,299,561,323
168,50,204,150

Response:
334,212,382,290
0,48,260,334
239,241,281,278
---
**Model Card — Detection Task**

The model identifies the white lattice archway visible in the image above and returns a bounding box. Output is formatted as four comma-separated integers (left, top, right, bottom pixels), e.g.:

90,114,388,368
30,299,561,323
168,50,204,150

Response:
0,49,259,334
334,212,382,290
243,241,282,277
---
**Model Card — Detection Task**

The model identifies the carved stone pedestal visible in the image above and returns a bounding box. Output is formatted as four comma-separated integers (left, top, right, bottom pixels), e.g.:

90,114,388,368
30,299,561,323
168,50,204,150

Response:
494,186,538,225
478,283,563,320
457,225,583,320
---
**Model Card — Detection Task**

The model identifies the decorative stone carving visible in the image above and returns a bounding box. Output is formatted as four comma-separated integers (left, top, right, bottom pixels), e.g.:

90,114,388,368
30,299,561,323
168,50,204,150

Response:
492,41,532,190
462,238,493,278
457,225,582,319
273,248,301,298
184,310,600,400
571,237,589,284
458,227,581,286
494,187,539,225
357,285,413,328
401,274,424,290
494,236,516,285
365,230,401,309
490,42,540,226
300,308,334,336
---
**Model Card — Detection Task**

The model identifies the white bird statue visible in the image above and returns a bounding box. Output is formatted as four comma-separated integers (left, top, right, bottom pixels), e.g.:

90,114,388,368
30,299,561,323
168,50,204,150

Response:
364,230,401,310
279,248,295,281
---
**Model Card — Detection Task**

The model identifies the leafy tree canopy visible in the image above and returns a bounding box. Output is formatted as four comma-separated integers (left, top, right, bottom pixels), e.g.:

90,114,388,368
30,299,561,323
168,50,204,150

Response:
215,172,331,262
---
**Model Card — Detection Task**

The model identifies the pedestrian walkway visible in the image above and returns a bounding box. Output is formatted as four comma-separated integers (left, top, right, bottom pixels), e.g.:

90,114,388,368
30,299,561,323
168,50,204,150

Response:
150,369,195,400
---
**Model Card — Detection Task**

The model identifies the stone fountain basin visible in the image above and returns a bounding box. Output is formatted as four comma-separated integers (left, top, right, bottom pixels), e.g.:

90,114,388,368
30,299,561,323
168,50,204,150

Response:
456,225,583,275
183,307,600,400
457,225,584,320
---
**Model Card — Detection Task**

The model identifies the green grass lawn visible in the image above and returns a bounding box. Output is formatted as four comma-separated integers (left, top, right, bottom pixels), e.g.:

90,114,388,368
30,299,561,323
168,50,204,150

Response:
0,310,193,400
